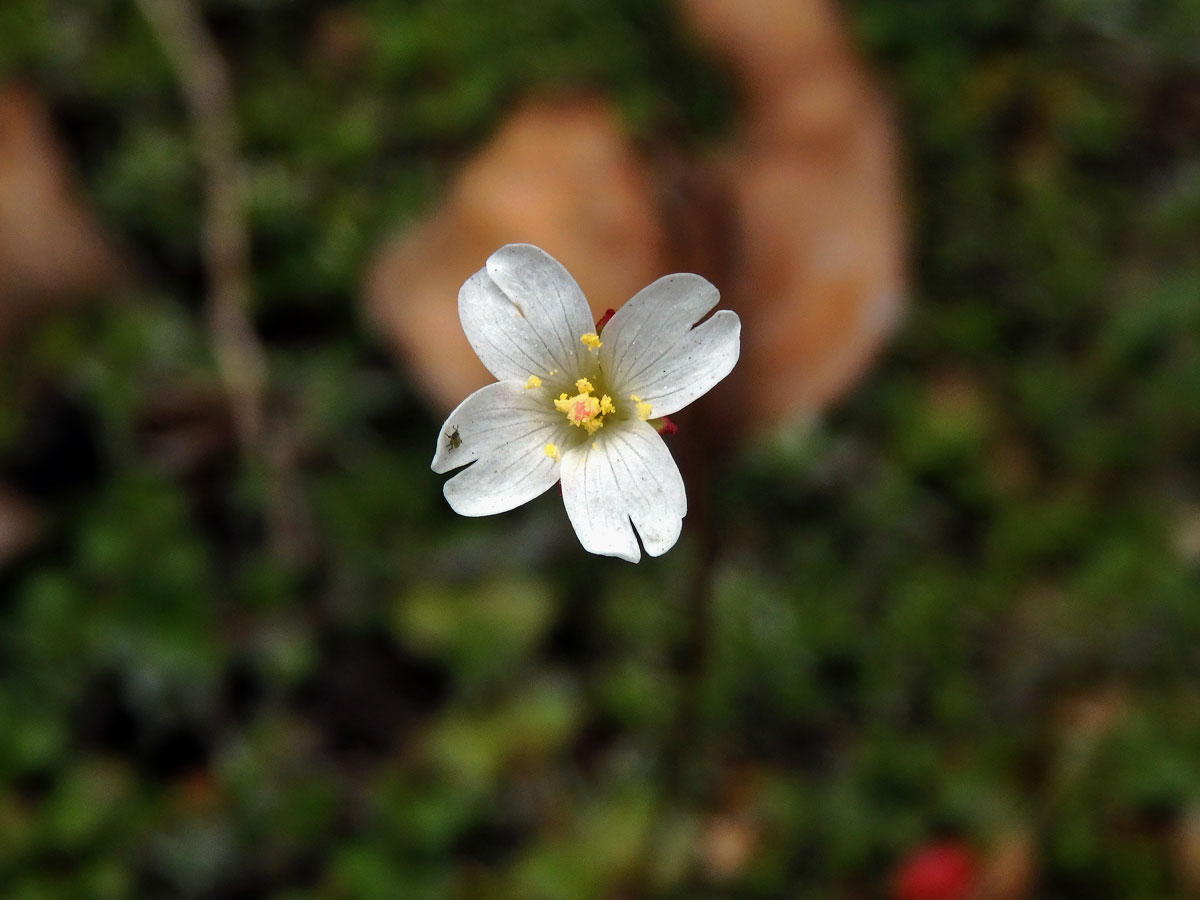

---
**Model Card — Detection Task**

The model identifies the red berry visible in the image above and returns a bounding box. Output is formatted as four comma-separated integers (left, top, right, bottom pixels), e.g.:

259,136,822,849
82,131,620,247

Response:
892,840,978,900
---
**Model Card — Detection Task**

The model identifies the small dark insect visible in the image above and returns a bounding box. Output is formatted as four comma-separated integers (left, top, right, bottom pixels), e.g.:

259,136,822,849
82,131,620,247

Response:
446,426,462,451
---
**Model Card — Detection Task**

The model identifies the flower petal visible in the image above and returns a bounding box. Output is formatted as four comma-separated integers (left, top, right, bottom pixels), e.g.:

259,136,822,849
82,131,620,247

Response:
433,381,566,516
559,419,687,563
459,244,595,383
600,273,741,418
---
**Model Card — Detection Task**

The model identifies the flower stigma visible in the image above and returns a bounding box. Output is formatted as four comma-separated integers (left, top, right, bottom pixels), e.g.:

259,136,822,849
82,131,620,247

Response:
555,378,615,435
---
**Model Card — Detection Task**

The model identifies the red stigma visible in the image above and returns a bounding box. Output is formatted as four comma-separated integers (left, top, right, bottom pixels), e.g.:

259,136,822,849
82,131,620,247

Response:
595,308,616,333
656,416,678,436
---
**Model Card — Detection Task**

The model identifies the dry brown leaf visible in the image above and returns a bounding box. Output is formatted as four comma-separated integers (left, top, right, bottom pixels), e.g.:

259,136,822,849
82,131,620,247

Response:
365,96,666,413
0,84,125,339
681,0,906,424
681,0,858,124
365,0,905,430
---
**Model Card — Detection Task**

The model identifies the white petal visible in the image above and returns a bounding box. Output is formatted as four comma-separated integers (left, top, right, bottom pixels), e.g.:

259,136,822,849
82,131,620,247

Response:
600,273,741,418
459,244,595,383
433,381,566,516
559,420,687,563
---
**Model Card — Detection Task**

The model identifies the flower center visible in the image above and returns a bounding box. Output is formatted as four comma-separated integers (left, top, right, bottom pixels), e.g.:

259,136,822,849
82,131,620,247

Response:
554,378,615,435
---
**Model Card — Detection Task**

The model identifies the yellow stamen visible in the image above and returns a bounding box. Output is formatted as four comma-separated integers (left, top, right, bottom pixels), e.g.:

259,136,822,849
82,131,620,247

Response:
580,332,602,350
554,379,612,435
544,443,559,460
630,394,652,420
524,375,542,390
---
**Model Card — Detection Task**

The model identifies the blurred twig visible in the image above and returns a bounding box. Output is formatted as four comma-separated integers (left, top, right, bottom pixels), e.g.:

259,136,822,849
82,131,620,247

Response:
135,0,264,447
135,0,312,565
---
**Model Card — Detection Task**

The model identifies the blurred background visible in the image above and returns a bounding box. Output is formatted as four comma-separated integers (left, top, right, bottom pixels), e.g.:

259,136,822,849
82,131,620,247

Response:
1,0,1199,898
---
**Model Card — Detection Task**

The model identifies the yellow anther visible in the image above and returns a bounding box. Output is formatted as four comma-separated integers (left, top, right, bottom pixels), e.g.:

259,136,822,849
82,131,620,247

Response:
600,394,615,415
575,377,594,394
580,332,602,350
524,375,542,390
630,394,652,420
544,443,559,460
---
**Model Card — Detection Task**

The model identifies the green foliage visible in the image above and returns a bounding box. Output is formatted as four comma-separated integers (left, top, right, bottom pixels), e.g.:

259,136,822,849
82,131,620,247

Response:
1,0,1199,897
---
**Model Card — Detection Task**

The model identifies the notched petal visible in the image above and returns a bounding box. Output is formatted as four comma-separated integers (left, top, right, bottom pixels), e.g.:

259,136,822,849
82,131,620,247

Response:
458,268,553,383
600,273,741,418
627,309,741,419
560,421,686,563
455,244,595,383
432,381,566,516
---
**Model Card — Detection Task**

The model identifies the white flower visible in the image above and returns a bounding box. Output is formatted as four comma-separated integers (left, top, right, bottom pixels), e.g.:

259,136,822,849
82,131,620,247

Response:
431,243,741,562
